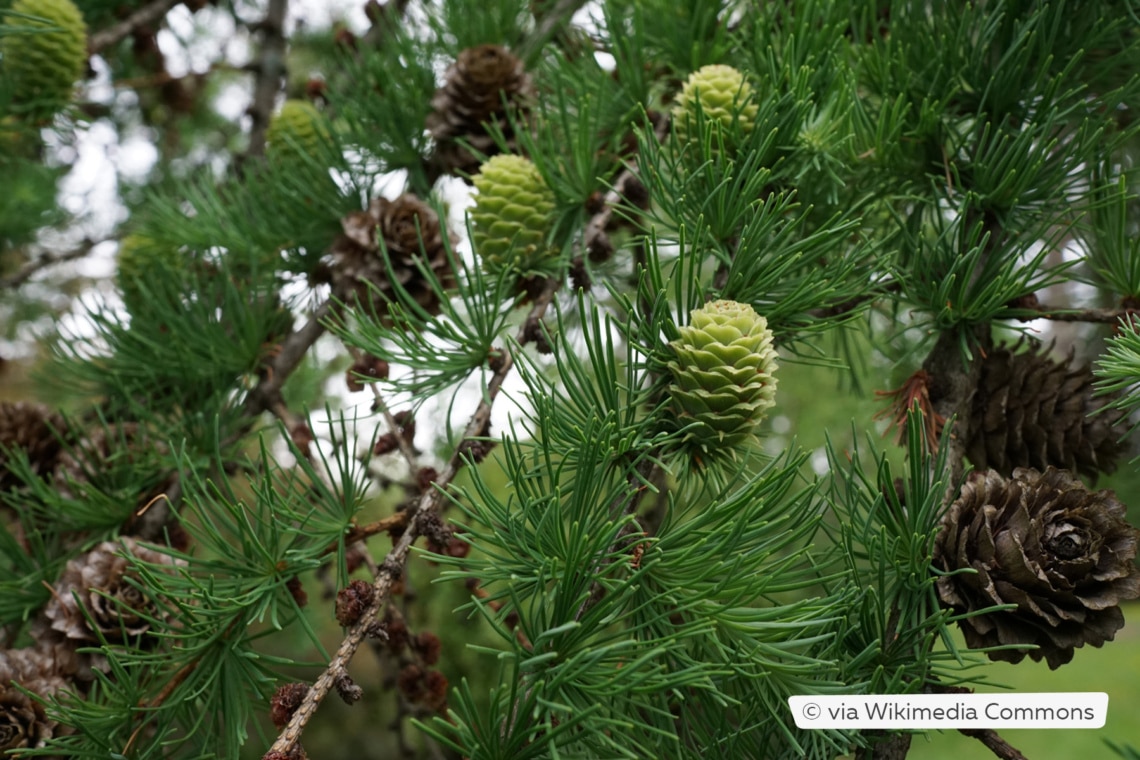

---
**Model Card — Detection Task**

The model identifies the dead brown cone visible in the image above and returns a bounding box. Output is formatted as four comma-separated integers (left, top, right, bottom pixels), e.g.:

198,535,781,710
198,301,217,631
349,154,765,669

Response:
427,45,534,178
932,467,1140,669
38,537,185,677
0,648,69,753
965,342,1128,481
0,402,64,490
330,195,457,322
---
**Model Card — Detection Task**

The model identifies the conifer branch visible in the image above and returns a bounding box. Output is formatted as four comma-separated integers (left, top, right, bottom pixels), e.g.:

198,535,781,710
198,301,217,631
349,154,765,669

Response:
87,0,181,54
582,114,670,263
246,300,332,416
517,0,589,60
0,239,102,290
958,729,1029,760
1012,303,1138,324
266,276,560,756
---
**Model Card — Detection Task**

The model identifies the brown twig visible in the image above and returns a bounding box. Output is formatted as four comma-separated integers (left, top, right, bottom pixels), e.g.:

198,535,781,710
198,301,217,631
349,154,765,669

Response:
516,0,590,60
929,684,1028,760
958,729,1029,760
88,0,181,54
582,114,671,264
266,276,561,757
245,300,331,416
0,239,104,290
241,0,289,162
337,512,410,550
360,0,413,46
1012,303,1138,324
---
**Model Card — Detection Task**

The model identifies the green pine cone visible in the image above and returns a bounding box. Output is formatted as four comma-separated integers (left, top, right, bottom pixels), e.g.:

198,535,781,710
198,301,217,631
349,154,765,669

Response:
666,300,778,448
266,100,329,167
671,64,758,146
116,234,184,311
470,154,556,275
0,0,88,121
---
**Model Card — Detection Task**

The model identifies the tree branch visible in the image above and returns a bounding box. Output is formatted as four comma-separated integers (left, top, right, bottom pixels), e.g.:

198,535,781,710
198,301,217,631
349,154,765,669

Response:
88,0,182,54
1012,303,1138,324
242,0,289,162
581,114,670,265
266,276,561,757
958,729,1029,760
516,0,590,61
0,240,103,290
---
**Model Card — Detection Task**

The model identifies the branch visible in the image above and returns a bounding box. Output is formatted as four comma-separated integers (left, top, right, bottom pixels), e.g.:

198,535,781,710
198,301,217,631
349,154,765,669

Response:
1012,303,1138,324
516,0,590,60
245,299,331,416
0,240,103,290
266,276,561,757
88,0,181,54
242,0,289,162
958,729,1029,760
581,114,670,264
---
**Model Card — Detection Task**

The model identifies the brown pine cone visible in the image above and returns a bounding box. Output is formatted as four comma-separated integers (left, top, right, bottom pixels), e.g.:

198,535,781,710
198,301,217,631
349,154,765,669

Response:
932,467,1140,669
0,648,68,753
965,342,1128,480
427,45,534,177
329,195,457,322
38,537,185,676
0,402,64,490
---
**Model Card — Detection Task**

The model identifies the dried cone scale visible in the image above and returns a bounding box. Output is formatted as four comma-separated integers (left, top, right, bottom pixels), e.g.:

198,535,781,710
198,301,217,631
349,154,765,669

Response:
329,194,457,320
427,44,534,177
932,467,1140,669
965,342,1128,480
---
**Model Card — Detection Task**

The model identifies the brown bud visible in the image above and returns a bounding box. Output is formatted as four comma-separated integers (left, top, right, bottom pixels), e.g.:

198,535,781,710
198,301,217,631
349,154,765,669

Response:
569,258,591,292
270,682,310,728
385,616,409,654
285,576,308,608
396,663,424,702
423,670,449,711
411,631,442,665
373,433,400,456
416,467,439,493
334,672,363,704
347,355,390,392
487,347,506,372
584,190,605,214
335,580,375,626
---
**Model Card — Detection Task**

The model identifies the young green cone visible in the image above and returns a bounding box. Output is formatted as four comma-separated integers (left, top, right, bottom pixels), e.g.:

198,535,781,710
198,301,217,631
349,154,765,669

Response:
266,99,330,168
469,155,556,276
0,0,88,122
666,300,778,449
671,64,758,148
116,234,185,312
